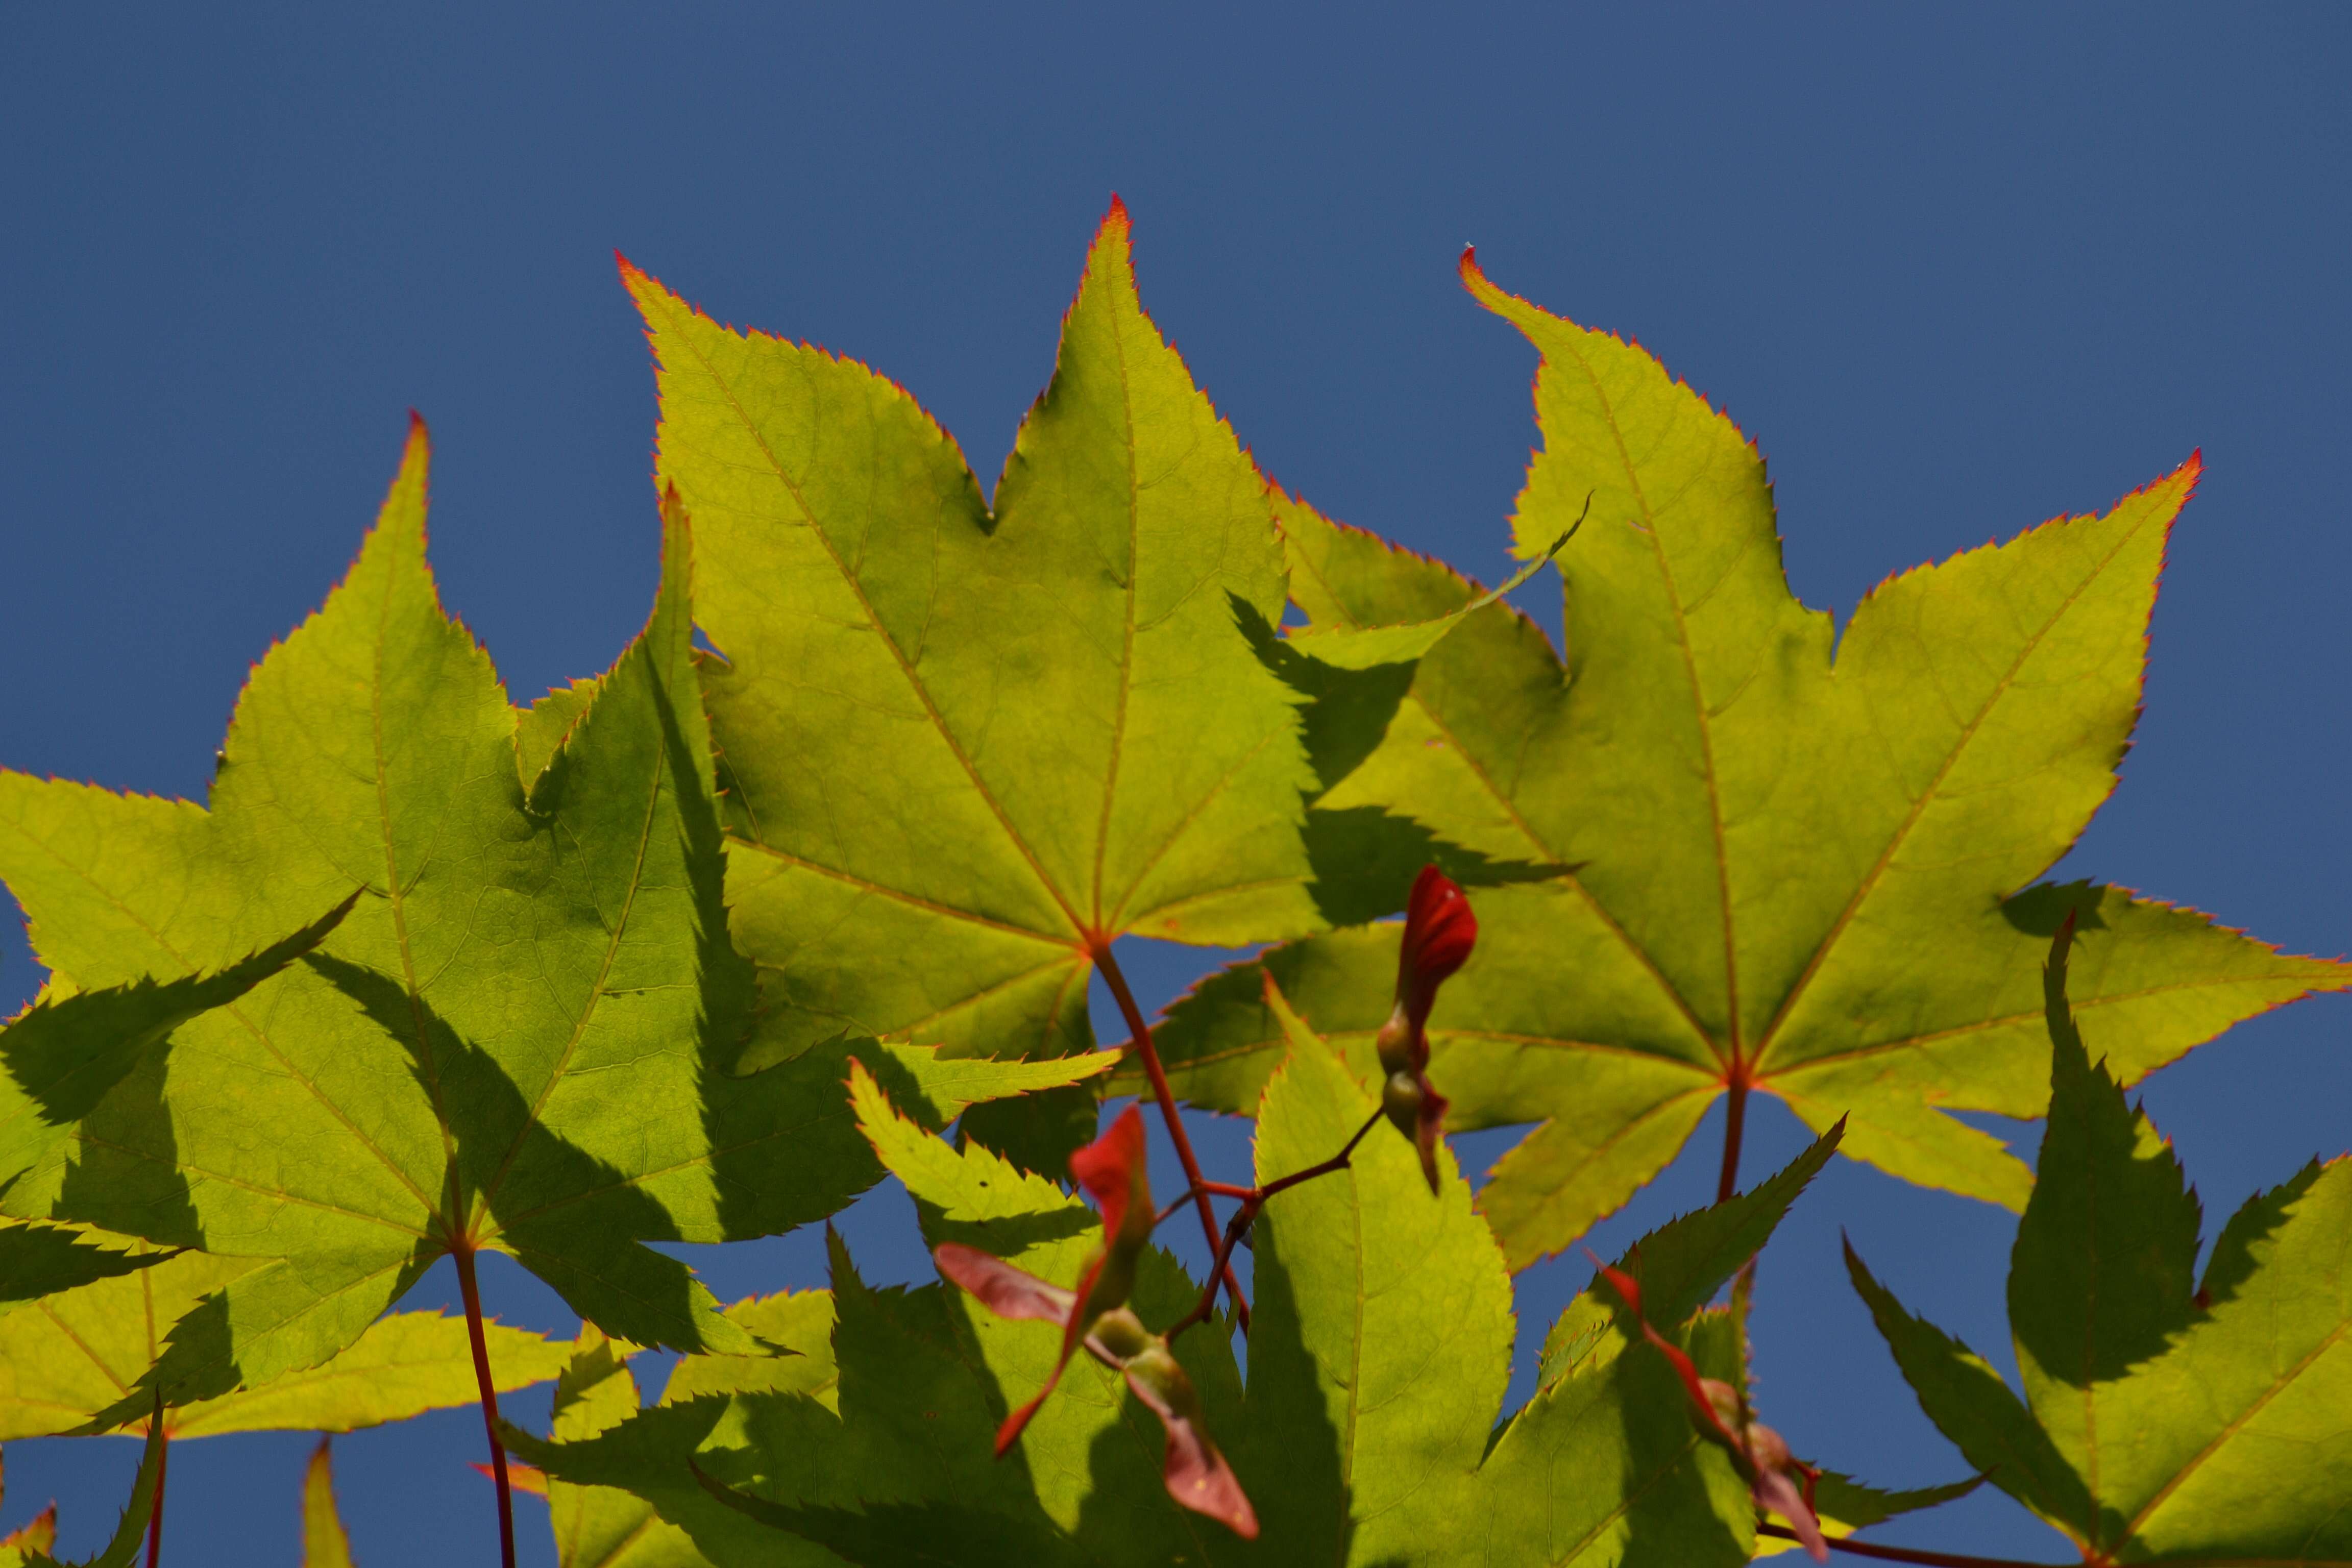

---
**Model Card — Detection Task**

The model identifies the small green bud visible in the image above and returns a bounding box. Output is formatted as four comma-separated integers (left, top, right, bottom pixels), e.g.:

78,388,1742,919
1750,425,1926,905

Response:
1374,1001,1414,1076
1090,1306,1152,1361
1383,1069,1424,1137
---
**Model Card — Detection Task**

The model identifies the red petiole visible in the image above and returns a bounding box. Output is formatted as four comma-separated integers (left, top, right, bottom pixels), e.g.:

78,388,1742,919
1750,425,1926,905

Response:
1161,1107,1386,1341
1093,941,1252,1331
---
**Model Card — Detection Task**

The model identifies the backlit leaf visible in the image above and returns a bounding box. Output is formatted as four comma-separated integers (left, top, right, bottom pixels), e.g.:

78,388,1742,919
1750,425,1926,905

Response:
0,1233,562,1440
0,899,352,1190
1238,1015,1512,1563
536,1328,715,1568
639,200,1321,1169
1140,266,2350,1266
0,1222,168,1317
5,1419,165,1568
1854,925,2352,1562
0,430,1091,1419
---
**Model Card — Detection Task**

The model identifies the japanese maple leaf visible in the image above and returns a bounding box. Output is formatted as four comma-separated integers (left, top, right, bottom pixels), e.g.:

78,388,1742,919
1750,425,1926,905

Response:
0,424,1100,1416
1851,921,2352,1565
626,199,1321,1165
0,1230,570,1441
507,997,1957,1568
1141,256,2351,1267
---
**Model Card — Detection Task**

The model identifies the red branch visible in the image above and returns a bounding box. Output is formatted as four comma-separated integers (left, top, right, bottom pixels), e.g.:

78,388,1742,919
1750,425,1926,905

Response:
453,1244,517,1568
1164,1108,1385,1341
1094,942,1251,1331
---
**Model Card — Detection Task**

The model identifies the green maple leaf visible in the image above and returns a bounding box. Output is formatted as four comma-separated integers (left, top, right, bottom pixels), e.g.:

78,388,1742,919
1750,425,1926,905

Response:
1849,924,2352,1564
1140,260,2351,1268
0,1222,170,1315
496,1329,720,1568
0,898,353,1192
503,1304,846,1568
498,1294,848,1568
629,199,1326,1166
517,984,1888,1568
0,424,1106,1417
0,1231,567,1440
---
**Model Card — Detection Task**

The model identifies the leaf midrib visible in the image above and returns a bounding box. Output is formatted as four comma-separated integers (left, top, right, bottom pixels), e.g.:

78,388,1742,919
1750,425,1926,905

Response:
645,284,1088,945
371,546,464,1228
474,676,669,1239
1765,969,2329,1084
1393,683,1718,1062
1750,499,2158,1077
1088,268,1141,939
1547,337,1744,1075
5,818,436,1218
2116,1315,2352,1552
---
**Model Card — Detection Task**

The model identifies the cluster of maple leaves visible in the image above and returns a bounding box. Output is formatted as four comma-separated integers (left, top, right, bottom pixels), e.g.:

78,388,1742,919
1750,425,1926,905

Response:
1,199,2347,1568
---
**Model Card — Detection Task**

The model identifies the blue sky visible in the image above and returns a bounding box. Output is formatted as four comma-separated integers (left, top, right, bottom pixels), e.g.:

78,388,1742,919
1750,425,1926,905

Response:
3,5,2348,1563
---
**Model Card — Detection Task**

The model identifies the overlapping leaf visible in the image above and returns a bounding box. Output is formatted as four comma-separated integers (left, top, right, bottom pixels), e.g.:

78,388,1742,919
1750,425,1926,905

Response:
1141,261,2351,1266
633,200,1325,1167
500,1328,717,1568
0,1233,566,1440
1850,926,2352,1563
513,991,1891,1567
0,426,1105,1419
0,1223,167,1317
0,898,352,1192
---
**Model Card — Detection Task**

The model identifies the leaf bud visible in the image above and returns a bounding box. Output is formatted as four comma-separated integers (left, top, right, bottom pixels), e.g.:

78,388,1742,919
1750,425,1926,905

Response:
1382,1069,1425,1136
1375,1000,1413,1076
1090,1305,1152,1361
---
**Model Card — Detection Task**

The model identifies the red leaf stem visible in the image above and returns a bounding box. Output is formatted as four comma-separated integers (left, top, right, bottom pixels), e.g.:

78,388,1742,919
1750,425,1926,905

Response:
1094,942,1250,1331
453,1243,518,1568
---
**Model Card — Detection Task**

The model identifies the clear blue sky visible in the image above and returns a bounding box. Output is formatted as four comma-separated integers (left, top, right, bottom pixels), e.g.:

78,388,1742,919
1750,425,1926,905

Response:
4,5,2347,1563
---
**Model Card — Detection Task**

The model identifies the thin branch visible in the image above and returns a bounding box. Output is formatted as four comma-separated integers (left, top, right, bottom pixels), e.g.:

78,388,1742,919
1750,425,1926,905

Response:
453,1244,518,1568
1165,1110,1387,1343
1169,1199,1261,1342
1755,1524,2070,1568
1259,1109,1384,1202
1156,1179,1256,1225
1094,942,1250,1331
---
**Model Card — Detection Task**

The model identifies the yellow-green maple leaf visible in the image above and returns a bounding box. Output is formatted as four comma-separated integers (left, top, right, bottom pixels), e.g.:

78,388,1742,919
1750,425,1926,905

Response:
1142,256,2351,1268
631,201,1321,1164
